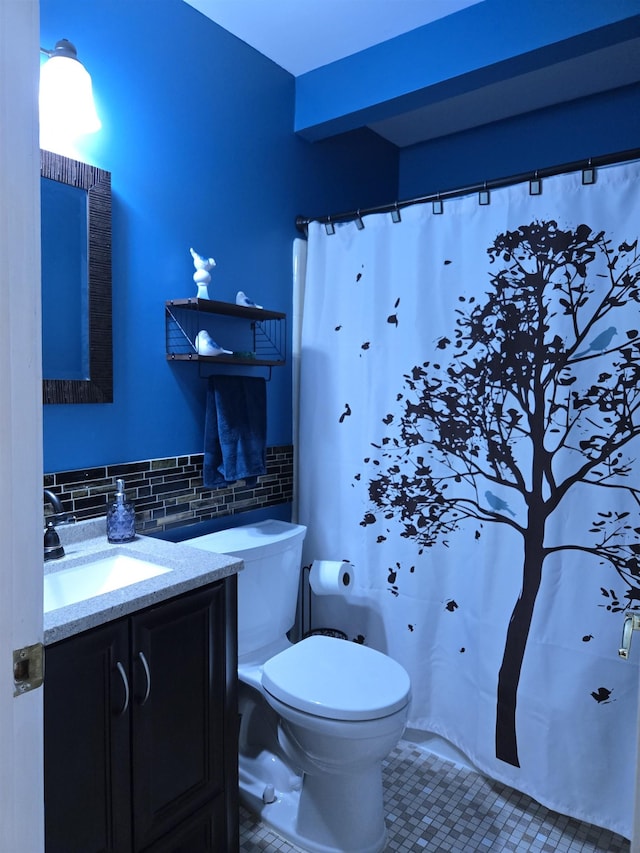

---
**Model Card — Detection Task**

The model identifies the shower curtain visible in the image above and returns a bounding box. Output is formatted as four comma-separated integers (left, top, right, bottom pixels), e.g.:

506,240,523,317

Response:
296,161,640,838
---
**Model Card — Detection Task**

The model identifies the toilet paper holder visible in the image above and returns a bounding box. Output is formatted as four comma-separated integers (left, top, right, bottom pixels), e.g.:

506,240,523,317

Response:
300,564,348,641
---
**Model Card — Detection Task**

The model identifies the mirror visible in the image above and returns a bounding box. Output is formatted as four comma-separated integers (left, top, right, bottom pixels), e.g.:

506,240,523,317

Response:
41,150,112,404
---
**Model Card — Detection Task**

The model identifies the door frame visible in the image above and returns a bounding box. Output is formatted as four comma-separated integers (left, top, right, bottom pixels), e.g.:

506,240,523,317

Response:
0,2,45,851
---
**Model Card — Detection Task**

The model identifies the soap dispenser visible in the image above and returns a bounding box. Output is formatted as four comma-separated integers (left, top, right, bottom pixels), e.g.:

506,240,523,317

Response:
107,478,136,543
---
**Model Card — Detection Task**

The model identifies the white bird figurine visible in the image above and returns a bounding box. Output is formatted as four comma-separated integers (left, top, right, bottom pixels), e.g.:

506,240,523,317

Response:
236,290,262,309
190,248,216,300
195,330,231,357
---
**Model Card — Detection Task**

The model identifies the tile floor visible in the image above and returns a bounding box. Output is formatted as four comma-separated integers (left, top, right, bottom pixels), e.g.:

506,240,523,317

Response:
239,739,630,852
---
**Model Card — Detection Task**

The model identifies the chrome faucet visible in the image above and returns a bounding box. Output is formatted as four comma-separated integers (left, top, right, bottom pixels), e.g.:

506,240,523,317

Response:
43,489,75,561
44,488,63,516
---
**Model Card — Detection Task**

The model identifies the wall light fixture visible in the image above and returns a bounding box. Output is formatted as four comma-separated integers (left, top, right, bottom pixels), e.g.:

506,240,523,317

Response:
39,39,101,153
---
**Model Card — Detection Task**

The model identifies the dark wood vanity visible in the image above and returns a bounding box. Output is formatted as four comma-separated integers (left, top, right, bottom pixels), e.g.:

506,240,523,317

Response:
44,577,238,852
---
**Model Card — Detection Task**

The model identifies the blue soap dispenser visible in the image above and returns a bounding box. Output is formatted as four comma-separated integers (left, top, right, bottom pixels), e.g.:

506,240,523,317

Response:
107,478,136,543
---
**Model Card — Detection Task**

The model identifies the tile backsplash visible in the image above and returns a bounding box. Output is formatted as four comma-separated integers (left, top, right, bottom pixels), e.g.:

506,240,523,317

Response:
44,445,293,535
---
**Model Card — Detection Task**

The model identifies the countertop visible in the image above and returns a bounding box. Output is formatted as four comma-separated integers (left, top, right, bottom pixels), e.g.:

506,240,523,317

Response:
44,518,242,645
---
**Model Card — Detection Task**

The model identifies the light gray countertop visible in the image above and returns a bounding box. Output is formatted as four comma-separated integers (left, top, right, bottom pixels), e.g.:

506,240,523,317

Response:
44,518,242,645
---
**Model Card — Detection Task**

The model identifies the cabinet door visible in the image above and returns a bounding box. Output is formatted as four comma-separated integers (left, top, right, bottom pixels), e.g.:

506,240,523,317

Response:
44,620,132,853
141,797,226,853
130,583,229,851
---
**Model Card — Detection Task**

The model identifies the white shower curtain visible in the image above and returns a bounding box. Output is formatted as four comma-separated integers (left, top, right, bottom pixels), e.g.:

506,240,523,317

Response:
297,161,640,838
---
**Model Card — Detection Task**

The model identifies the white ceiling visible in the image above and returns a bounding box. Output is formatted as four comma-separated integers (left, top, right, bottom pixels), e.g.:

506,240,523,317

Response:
183,0,483,76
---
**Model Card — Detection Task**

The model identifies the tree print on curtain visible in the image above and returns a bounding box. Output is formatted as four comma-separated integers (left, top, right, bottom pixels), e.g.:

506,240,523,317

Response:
361,220,640,768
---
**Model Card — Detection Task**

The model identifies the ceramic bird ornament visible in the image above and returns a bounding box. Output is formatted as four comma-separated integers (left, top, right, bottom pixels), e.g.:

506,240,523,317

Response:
236,290,263,309
190,247,216,300
195,330,231,357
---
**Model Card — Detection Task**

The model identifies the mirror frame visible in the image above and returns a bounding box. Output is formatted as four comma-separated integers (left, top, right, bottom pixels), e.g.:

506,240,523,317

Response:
41,149,113,404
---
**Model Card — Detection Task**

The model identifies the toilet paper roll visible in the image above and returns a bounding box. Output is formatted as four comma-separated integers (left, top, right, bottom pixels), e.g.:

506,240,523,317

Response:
309,560,353,595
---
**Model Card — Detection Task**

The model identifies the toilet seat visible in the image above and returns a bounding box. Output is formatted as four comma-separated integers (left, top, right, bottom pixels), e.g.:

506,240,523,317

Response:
262,634,410,722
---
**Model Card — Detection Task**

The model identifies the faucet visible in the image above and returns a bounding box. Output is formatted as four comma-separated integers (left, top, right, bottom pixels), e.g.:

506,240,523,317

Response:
43,489,75,561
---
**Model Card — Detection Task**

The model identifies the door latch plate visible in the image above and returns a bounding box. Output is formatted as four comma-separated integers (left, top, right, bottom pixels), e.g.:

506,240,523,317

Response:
13,643,44,696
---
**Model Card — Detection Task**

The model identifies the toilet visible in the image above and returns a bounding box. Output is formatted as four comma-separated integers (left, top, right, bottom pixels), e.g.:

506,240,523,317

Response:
188,519,411,853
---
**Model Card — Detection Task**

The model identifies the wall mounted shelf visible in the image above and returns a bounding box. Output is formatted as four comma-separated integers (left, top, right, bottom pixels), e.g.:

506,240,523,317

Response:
165,298,286,368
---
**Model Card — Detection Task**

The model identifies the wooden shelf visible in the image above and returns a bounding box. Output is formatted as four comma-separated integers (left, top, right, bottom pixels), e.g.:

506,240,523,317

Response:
166,297,285,322
165,298,286,367
167,353,284,367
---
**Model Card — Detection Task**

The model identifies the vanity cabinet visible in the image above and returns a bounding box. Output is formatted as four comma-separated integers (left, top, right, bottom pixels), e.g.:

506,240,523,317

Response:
44,578,238,853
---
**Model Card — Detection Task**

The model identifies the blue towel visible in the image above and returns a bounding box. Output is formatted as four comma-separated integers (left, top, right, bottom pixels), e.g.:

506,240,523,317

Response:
203,376,267,488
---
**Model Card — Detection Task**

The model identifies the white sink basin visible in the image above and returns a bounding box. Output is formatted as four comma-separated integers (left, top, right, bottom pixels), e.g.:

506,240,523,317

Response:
44,553,171,613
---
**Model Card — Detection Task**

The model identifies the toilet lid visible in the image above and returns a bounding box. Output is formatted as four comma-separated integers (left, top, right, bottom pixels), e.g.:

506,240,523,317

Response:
262,635,410,722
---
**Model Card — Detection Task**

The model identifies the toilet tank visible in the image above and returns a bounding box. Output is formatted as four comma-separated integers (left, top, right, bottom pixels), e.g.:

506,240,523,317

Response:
187,520,307,657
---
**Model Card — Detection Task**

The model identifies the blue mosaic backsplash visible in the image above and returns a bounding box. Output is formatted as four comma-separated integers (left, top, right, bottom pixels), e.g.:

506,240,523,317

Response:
44,445,293,535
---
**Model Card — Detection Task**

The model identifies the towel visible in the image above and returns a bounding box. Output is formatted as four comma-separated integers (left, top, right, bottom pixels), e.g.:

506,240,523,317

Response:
203,375,267,488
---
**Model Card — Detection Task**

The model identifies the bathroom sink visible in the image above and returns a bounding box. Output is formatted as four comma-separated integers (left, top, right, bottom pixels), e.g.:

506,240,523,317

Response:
44,552,171,613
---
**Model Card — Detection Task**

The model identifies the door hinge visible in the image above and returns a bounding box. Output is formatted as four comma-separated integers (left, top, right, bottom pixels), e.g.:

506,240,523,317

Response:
13,643,44,697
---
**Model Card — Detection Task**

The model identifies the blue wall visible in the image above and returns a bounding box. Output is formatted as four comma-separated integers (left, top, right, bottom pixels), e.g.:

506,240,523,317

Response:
398,83,640,199
41,0,640,475
41,0,398,472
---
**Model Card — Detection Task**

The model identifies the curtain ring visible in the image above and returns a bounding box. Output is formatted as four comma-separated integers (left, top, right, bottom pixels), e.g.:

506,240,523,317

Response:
529,171,542,195
582,158,596,185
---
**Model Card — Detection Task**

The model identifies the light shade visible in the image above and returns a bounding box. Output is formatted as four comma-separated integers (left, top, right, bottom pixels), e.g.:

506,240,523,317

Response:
40,39,101,150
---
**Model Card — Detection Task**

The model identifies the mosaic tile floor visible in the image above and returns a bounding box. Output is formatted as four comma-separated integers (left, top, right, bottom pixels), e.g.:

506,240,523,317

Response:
239,739,630,852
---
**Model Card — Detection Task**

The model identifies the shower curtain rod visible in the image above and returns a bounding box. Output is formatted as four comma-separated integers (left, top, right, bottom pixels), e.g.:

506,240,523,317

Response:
295,146,640,233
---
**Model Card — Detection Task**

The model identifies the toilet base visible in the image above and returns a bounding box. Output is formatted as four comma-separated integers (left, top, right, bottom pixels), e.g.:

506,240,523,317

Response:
239,748,302,814
240,752,388,853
